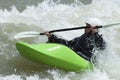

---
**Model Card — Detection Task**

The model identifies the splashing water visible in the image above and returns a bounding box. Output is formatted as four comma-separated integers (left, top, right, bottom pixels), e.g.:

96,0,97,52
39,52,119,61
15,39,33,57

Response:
0,0,120,80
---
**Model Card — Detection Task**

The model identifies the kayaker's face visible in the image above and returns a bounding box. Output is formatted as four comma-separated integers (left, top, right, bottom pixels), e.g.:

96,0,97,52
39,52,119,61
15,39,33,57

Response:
85,23,98,35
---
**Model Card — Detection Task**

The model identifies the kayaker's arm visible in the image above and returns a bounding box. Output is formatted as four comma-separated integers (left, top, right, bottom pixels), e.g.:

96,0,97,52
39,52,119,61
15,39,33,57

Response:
48,34,69,45
44,32,69,45
94,32,106,50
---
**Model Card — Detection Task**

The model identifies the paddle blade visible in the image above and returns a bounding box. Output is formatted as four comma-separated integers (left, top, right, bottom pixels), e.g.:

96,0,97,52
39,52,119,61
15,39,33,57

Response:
14,31,40,39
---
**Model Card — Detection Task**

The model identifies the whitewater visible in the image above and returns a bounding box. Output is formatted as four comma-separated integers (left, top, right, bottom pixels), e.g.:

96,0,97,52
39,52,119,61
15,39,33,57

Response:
0,0,120,80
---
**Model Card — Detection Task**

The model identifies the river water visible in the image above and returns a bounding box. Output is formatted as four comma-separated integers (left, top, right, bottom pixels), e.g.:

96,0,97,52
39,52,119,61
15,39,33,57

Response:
0,0,120,80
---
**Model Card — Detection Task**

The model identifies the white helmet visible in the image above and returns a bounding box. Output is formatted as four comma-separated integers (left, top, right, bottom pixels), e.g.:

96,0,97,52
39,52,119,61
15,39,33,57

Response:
86,18,103,26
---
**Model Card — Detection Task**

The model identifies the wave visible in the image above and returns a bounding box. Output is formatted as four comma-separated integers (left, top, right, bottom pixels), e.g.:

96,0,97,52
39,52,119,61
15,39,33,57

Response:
0,0,120,80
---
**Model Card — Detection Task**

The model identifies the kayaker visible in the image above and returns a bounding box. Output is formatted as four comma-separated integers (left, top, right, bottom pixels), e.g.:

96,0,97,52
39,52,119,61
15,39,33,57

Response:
44,18,106,62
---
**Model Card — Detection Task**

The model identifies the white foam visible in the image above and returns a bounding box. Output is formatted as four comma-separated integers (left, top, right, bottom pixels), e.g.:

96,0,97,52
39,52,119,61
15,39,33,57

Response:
0,0,120,80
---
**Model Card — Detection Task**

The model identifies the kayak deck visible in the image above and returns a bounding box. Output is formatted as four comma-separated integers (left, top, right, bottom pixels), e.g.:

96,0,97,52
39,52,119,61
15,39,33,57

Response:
16,42,93,71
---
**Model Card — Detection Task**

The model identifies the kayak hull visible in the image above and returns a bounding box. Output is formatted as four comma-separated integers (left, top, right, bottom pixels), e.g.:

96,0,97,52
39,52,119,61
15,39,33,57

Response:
16,42,93,71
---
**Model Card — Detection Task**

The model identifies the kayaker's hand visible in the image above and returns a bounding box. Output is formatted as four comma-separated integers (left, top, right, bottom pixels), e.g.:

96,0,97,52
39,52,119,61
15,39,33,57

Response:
44,32,52,38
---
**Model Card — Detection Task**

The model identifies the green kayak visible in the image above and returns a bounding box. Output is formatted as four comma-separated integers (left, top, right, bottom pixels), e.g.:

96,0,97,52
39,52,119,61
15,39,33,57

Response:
16,42,93,71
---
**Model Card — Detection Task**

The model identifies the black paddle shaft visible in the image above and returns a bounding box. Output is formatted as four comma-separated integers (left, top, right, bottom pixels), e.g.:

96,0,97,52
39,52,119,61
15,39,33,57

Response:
40,26,102,35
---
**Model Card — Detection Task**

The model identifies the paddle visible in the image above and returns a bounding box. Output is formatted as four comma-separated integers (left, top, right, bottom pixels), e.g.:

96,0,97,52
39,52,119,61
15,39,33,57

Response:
14,26,101,39
40,26,102,35
14,22,120,39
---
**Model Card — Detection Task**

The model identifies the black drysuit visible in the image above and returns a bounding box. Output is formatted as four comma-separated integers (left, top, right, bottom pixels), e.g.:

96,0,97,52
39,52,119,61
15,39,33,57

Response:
47,32,105,61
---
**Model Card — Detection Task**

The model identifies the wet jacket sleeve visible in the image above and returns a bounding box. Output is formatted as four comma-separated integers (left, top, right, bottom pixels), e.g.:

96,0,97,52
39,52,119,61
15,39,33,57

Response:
48,34,69,46
94,32,106,50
